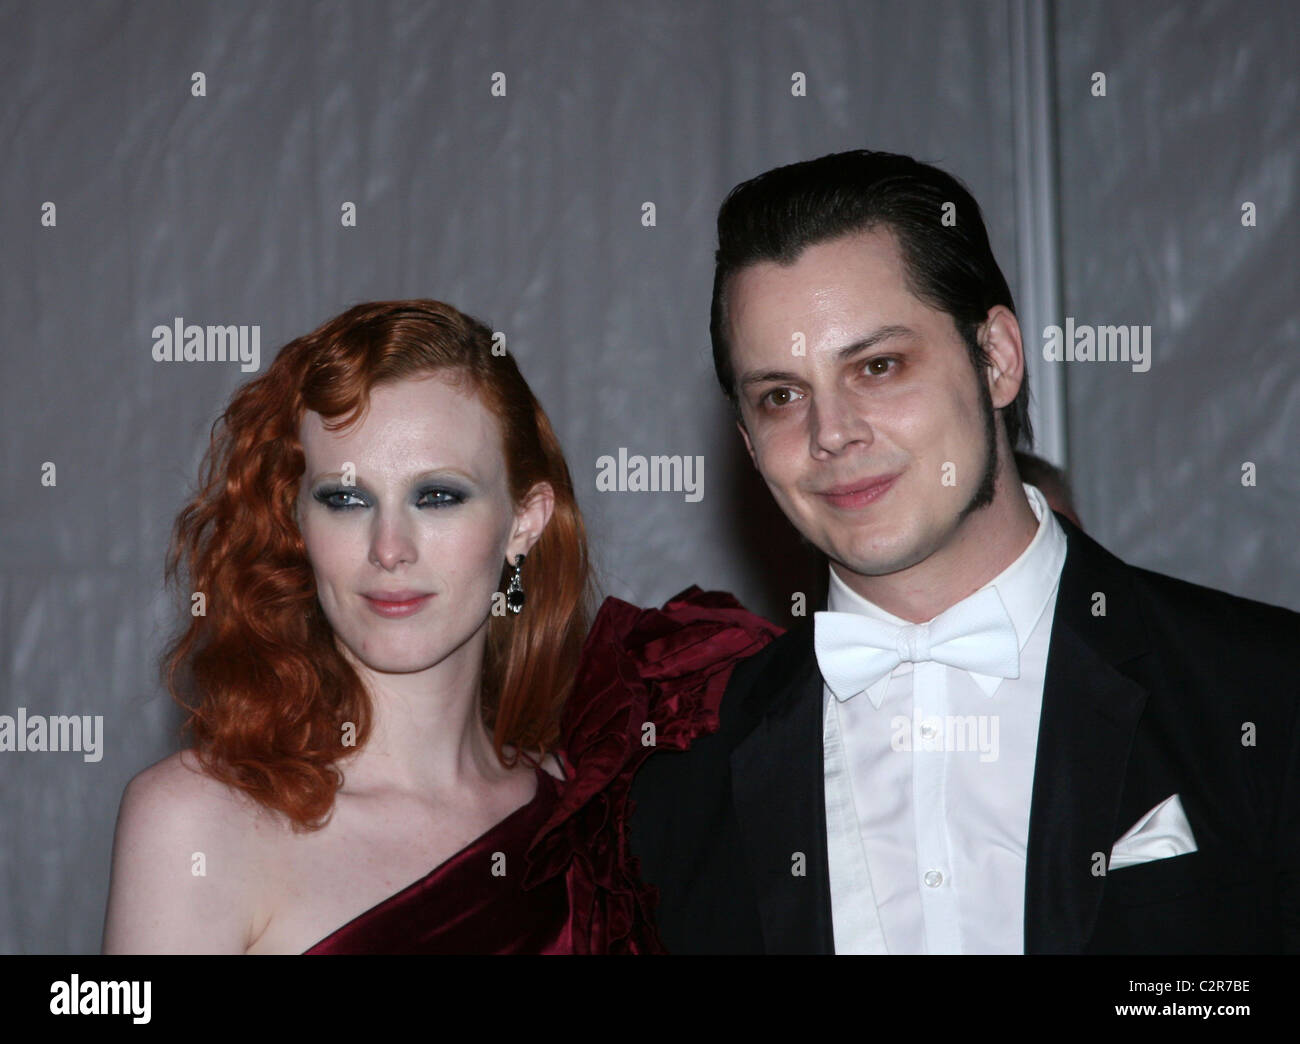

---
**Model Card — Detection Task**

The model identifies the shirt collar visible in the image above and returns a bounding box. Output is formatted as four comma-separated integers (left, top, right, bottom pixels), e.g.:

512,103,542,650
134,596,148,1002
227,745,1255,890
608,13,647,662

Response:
825,482,1068,702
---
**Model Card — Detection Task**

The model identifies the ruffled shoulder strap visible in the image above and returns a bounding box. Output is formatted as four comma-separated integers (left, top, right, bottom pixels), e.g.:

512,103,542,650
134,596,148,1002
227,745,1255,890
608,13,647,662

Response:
523,586,782,953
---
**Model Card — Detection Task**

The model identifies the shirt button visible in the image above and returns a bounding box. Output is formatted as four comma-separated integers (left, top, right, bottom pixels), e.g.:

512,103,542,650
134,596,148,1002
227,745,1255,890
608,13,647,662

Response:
923,870,944,888
919,720,938,739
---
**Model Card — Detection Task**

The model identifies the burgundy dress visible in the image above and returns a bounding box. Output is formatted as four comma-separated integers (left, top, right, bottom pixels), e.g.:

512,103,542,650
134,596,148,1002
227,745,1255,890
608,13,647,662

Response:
304,587,782,955
303,767,572,954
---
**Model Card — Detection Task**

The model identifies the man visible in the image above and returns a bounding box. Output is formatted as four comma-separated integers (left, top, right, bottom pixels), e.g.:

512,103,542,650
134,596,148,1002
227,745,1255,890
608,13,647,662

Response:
628,150,1299,954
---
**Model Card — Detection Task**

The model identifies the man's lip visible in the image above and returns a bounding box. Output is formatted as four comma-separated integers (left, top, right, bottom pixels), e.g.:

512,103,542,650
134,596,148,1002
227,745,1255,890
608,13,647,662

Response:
818,473,900,498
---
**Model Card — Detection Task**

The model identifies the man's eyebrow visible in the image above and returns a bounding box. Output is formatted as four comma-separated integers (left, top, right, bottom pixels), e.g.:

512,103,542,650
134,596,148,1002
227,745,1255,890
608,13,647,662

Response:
737,324,918,389
739,367,802,389
832,324,917,361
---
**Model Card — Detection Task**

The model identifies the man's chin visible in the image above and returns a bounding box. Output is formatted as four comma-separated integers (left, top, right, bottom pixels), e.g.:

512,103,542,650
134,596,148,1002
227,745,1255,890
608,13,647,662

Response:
827,536,936,580
832,555,912,580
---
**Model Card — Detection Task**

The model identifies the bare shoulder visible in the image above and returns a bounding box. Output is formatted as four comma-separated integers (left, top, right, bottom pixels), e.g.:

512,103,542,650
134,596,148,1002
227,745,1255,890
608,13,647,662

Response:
122,749,252,821
103,750,273,954
117,750,276,854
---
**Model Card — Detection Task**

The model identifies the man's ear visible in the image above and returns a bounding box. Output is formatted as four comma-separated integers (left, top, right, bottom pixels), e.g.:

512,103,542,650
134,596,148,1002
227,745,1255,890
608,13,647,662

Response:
980,305,1025,411
506,481,556,563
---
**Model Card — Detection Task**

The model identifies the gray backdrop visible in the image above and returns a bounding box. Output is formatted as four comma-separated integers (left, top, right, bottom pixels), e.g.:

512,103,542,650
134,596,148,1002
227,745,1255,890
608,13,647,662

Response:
2,0,1295,953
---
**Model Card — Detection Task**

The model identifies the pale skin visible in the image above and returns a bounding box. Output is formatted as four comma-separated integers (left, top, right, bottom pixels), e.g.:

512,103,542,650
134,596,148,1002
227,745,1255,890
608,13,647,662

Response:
727,226,1040,624
103,373,563,954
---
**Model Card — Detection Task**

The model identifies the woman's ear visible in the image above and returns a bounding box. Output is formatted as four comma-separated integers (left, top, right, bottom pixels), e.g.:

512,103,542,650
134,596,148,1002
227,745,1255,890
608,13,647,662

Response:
505,481,556,563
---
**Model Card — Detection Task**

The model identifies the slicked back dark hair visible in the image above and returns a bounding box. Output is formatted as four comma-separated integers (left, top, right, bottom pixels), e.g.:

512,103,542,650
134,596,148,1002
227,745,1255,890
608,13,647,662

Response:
709,149,1033,452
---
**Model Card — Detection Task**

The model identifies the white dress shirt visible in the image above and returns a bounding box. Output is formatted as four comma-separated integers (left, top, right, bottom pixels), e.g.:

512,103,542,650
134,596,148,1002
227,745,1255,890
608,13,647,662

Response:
822,482,1068,954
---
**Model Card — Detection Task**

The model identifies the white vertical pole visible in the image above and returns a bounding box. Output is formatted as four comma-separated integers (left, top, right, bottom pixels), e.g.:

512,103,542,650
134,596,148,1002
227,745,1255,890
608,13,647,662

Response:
1009,0,1068,468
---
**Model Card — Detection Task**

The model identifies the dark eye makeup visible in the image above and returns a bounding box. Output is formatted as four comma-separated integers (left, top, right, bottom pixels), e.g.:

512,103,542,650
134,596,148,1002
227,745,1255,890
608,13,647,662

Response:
310,482,469,511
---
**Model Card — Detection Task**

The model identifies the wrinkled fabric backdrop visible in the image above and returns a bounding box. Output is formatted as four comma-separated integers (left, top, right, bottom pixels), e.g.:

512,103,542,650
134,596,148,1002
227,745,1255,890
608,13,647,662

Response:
1,0,1295,952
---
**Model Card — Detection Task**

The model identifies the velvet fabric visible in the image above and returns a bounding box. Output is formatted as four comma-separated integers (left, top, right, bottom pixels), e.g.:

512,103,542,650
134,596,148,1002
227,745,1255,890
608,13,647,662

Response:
304,587,781,954
304,768,572,954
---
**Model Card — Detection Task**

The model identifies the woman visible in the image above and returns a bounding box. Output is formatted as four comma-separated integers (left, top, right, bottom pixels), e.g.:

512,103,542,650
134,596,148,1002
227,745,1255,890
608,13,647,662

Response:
102,299,778,954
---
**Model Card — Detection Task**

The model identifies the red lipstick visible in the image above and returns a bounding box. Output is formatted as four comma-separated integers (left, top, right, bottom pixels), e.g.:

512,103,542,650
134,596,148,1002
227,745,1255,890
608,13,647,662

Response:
362,591,433,618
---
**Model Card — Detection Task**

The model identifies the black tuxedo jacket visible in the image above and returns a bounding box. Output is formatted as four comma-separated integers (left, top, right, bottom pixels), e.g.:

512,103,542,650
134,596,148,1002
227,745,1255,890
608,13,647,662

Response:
628,514,1300,953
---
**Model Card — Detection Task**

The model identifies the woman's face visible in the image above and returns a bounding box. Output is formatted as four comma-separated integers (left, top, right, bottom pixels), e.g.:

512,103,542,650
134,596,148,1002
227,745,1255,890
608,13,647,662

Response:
296,372,550,680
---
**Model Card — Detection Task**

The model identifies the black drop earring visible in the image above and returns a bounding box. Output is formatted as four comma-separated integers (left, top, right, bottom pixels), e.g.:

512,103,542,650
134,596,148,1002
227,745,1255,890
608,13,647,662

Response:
505,554,526,614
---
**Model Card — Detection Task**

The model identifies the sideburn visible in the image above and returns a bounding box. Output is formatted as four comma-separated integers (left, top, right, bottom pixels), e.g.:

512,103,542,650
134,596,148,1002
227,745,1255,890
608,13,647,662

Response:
956,361,999,522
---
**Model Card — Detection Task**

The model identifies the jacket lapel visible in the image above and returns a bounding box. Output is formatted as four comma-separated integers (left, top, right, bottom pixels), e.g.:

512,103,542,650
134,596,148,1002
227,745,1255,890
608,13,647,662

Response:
722,514,1151,954
728,620,835,953
1023,515,1151,953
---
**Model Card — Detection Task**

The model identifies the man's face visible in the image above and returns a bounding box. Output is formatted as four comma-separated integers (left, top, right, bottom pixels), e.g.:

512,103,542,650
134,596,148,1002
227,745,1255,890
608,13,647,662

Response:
727,227,999,581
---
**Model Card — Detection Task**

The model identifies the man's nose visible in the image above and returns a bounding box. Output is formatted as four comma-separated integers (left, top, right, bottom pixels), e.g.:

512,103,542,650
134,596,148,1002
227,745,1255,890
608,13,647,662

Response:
809,386,873,457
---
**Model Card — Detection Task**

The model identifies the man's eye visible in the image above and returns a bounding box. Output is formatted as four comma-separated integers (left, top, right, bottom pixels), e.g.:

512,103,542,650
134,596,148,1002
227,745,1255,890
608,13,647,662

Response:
761,387,800,408
865,356,898,376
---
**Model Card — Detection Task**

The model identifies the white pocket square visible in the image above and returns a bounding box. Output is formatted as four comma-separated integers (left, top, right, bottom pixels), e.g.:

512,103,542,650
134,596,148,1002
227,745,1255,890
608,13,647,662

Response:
1108,793,1198,870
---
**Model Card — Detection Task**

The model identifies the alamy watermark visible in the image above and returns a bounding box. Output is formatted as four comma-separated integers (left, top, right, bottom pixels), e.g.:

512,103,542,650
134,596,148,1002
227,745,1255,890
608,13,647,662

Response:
0,708,103,762
1043,318,1150,373
50,975,150,1023
152,317,260,372
595,447,704,503
890,711,999,763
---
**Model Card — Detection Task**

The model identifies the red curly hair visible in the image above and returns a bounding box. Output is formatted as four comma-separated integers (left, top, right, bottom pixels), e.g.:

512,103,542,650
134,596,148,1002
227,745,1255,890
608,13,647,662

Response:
162,300,592,831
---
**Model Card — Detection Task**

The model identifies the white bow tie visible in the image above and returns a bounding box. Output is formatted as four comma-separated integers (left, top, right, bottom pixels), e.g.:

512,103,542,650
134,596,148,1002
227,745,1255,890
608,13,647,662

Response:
814,586,1021,707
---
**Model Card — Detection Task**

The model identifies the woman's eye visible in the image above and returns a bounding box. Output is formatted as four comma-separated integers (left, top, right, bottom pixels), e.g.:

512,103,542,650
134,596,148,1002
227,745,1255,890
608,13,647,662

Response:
312,485,467,510
417,487,466,508
315,488,367,510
